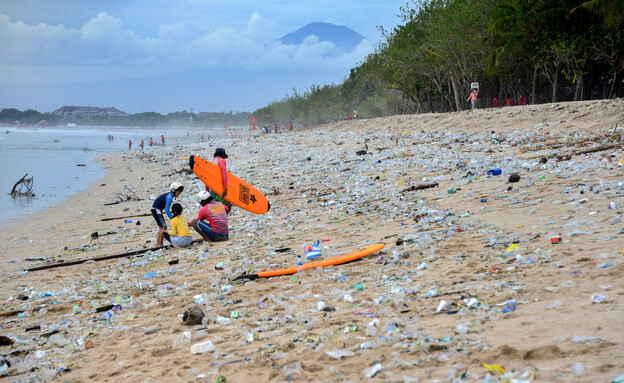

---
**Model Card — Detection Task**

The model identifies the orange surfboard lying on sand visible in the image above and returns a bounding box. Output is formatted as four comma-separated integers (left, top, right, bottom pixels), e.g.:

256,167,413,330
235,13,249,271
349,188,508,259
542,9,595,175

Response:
189,155,270,214
234,243,385,280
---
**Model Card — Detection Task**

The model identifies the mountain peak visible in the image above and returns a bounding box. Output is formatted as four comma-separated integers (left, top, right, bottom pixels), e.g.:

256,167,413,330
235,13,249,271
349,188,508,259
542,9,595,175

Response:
277,22,365,51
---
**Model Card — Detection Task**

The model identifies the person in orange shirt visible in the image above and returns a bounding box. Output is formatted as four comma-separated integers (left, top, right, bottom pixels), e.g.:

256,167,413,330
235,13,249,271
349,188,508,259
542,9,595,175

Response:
128,140,132,150
139,139,144,149
467,87,479,109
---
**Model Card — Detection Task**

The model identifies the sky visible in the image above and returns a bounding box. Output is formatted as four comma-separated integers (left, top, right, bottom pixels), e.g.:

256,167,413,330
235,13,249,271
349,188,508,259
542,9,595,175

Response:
0,0,409,114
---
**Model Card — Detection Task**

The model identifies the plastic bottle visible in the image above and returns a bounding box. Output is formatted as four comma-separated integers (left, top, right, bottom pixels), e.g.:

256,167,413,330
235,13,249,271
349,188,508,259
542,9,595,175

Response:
297,254,304,275
190,340,215,354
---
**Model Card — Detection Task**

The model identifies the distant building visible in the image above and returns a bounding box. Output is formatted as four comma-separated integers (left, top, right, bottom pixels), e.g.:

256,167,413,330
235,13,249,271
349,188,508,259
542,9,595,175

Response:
198,112,218,116
53,106,130,119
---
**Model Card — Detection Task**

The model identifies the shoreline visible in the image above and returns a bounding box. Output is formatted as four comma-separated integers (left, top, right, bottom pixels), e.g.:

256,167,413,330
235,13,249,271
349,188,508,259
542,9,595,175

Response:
0,99,623,382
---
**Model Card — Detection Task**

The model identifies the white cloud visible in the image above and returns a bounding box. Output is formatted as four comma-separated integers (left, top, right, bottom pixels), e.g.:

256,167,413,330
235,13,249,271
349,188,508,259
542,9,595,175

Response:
0,10,372,84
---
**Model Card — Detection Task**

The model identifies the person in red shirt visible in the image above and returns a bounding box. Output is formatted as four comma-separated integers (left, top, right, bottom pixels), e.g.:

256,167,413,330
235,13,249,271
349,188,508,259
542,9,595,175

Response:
149,137,153,147
128,140,132,150
205,147,232,209
288,121,293,130
190,191,229,242
161,135,165,145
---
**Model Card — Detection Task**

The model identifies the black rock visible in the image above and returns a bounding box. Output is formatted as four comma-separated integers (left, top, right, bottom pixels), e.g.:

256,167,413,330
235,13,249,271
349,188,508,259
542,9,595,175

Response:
0,335,14,345
182,305,205,325
508,173,521,183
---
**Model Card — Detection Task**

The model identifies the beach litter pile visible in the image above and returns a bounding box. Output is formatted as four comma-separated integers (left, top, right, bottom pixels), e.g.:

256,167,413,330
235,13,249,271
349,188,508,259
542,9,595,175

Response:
0,99,623,382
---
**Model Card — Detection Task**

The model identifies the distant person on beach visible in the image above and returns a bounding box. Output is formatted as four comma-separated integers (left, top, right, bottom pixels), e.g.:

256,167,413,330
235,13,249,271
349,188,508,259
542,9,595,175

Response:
467,87,479,109
205,148,232,209
190,191,230,242
289,121,293,131
151,182,184,230
139,139,144,149
128,140,132,150
161,135,165,145
149,137,153,147
156,203,193,247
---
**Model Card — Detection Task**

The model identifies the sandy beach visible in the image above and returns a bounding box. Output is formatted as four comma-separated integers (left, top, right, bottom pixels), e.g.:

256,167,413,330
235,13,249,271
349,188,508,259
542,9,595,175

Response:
1,99,623,382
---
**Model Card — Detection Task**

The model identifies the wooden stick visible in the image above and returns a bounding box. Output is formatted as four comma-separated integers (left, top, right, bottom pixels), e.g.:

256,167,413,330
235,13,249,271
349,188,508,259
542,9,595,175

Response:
100,213,151,221
574,143,617,155
0,309,22,318
25,239,203,272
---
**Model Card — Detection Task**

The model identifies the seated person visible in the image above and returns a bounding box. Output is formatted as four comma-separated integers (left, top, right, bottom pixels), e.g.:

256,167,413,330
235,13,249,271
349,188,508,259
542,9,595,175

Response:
156,203,193,247
191,191,230,242
493,97,500,107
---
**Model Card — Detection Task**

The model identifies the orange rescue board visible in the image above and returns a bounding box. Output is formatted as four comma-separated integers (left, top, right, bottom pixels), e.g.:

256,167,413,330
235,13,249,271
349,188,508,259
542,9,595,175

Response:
189,155,270,214
235,244,385,280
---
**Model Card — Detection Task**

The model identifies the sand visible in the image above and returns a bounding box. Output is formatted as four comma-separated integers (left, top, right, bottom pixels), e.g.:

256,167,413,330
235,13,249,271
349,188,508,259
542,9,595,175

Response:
0,99,623,382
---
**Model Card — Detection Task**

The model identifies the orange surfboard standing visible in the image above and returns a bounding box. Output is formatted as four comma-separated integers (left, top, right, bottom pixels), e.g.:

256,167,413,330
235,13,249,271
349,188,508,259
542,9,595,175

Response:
189,155,270,214
234,243,385,280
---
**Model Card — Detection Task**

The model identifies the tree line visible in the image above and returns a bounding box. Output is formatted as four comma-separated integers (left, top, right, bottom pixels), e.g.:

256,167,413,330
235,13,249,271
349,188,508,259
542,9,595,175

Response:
253,0,623,125
0,108,251,128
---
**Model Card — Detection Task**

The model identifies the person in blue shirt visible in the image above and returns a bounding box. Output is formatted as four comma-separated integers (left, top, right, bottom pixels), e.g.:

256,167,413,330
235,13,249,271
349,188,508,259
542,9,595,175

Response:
151,182,184,229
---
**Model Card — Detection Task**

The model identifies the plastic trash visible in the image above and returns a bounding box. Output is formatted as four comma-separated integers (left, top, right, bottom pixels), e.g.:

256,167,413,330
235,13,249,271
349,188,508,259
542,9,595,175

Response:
297,254,304,275
305,239,328,260
281,361,302,376
573,362,586,377
502,301,517,313
325,350,355,359
191,340,215,354
487,168,502,175
143,271,157,279
591,293,605,303
364,363,382,378
483,363,506,376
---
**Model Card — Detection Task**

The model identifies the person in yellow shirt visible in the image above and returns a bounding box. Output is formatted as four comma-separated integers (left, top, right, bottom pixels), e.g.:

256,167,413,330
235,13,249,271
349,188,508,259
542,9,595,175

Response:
156,203,193,247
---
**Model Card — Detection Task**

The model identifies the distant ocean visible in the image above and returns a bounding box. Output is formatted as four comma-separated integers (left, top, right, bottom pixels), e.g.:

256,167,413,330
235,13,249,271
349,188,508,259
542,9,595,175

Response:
0,126,221,225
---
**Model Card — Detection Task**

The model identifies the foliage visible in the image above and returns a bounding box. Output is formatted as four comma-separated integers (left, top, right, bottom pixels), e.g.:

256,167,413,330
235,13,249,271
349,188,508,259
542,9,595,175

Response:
254,0,623,122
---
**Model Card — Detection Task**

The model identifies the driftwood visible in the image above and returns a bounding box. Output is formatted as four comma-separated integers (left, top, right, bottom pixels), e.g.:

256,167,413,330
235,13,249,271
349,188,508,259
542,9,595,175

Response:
10,173,35,197
401,182,439,193
104,187,142,206
25,239,202,272
100,213,151,222
574,143,617,155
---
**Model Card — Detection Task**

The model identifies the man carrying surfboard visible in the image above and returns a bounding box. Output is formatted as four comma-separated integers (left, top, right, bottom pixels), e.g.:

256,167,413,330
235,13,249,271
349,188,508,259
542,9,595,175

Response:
190,190,229,242
206,148,232,210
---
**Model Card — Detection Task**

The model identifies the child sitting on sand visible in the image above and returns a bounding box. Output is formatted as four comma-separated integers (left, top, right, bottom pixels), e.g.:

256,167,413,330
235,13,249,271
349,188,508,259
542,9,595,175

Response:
156,203,193,247
151,182,184,230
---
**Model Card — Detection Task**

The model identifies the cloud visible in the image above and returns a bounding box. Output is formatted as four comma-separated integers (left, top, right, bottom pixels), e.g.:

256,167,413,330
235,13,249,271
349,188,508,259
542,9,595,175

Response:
0,10,372,78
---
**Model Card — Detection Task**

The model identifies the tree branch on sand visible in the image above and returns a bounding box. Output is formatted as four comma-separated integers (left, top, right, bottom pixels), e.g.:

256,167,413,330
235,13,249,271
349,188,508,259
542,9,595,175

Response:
10,173,35,197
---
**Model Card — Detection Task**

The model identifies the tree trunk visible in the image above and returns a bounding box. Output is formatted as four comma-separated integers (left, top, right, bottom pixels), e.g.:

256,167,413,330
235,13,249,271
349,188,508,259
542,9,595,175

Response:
449,75,463,112
531,65,538,105
608,71,617,99
551,70,558,103
574,74,583,101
